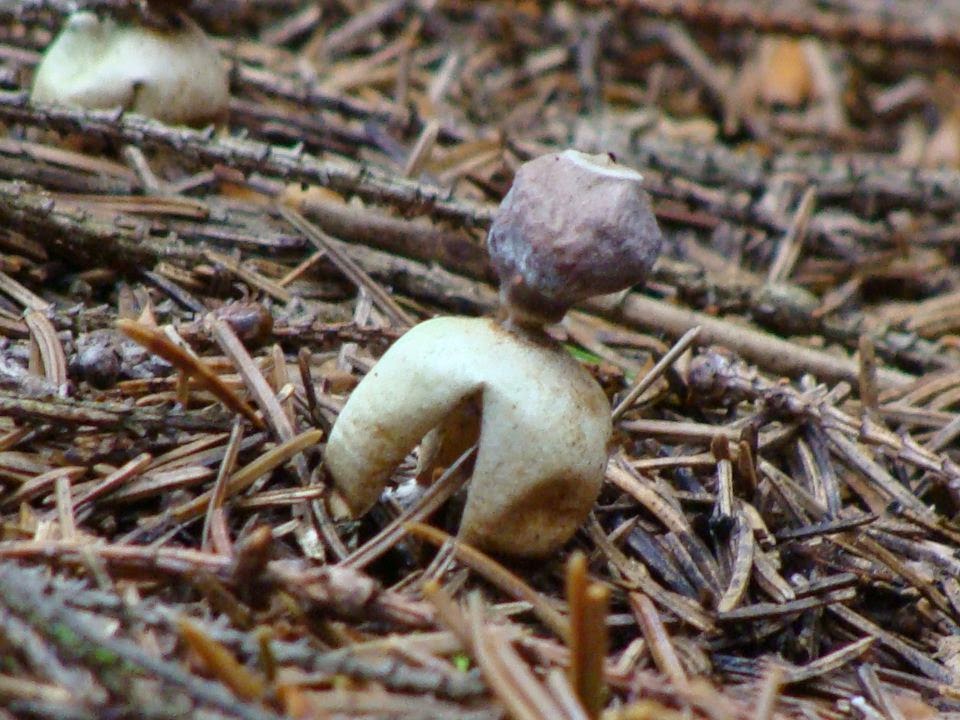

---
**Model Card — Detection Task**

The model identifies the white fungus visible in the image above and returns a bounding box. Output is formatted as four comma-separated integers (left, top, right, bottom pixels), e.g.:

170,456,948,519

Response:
324,150,663,557
31,11,229,126
324,316,611,557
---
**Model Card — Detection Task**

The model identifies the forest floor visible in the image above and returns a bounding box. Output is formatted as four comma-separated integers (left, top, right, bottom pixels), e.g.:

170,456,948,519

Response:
1,1,960,718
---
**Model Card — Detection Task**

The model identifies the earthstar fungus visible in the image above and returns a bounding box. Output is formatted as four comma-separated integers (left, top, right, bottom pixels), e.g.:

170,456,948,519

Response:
31,10,229,126
324,150,664,557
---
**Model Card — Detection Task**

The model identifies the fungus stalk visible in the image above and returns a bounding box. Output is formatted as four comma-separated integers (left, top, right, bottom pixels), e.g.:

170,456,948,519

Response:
324,150,663,557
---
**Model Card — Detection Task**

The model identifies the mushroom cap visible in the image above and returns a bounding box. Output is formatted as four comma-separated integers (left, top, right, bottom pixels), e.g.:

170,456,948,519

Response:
487,149,663,324
31,11,229,126
324,316,612,558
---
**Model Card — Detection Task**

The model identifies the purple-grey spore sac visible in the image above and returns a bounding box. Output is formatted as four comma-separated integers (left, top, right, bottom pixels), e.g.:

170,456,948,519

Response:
487,149,663,325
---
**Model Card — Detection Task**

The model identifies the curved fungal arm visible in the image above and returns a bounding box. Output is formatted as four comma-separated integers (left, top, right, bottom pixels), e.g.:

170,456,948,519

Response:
324,317,484,515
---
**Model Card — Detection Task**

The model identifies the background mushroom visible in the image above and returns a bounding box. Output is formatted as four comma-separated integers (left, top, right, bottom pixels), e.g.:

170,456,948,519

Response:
31,9,229,126
324,150,663,557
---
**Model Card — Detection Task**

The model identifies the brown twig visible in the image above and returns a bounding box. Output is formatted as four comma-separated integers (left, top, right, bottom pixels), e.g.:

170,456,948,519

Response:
565,553,608,718
117,318,264,428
